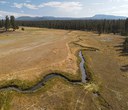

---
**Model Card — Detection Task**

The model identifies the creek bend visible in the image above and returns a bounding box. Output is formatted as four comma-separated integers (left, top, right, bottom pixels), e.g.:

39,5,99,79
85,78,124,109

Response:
0,51,87,93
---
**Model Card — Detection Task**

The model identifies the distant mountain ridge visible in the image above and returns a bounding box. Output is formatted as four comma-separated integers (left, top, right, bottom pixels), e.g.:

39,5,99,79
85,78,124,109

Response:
16,14,127,21
91,14,127,19
16,16,77,21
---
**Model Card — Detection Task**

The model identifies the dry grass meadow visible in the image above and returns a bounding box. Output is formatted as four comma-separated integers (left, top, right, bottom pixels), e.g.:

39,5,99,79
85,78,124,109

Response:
0,27,128,110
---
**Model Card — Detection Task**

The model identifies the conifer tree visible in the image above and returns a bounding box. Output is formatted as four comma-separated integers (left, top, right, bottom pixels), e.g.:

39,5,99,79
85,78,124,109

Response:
97,24,102,36
125,18,128,34
0,20,2,28
10,16,16,31
5,16,10,31
0,19,4,28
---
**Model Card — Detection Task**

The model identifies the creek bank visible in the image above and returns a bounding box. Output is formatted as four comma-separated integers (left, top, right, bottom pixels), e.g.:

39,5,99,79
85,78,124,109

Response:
0,51,88,93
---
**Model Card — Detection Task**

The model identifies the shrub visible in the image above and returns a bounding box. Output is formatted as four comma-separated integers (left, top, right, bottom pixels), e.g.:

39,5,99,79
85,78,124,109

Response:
21,27,24,31
121,32,128,36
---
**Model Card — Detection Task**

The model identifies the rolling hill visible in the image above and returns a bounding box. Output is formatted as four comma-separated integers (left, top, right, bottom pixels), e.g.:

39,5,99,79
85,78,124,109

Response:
16,14,127,21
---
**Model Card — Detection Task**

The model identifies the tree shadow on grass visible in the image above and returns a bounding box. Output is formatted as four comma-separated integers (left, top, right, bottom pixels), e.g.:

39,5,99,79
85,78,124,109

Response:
120,65,128,72
0,29,6,33
114,37,128,72
114,37,128,57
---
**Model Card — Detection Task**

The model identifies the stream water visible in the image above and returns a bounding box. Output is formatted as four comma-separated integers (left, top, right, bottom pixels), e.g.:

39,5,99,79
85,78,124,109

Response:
0,51,87,93
79,51,87,83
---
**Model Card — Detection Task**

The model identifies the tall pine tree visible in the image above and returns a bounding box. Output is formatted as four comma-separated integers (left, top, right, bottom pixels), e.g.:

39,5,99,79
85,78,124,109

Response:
0,19,4,28
125,18,128,34
0,20,2,28
5,16,10,31
10,16,16,31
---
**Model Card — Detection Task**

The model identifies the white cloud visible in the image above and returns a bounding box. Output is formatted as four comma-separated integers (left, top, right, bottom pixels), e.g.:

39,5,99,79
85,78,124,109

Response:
43,2,83,12
93,4,128,16
23,3,38,9
13,3,23,8
0,10,35,18
92,3,104,5
120,4,128,8
0,0,8,4
13,3,37,9
110,0,128,2
13,1,83,11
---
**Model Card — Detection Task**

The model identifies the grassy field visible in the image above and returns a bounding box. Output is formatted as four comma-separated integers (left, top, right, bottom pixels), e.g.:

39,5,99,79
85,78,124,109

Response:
0,27,80,82
0,27,128,110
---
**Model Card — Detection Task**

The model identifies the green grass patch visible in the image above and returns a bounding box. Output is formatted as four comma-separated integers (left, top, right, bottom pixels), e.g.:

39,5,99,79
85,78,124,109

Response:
0,91,12,110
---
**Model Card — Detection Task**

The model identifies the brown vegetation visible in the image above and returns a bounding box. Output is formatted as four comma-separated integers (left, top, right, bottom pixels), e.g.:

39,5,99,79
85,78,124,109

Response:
0,27,128,110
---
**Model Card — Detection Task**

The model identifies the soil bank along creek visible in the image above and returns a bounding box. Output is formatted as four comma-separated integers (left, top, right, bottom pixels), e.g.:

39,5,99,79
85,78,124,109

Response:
0,51,87,93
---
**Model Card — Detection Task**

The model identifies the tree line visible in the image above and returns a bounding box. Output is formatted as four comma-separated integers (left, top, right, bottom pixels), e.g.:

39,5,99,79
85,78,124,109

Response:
123,37,128,53
1,16,128,36
124,18,128,54
16,18,128,53
0,15,128,53
16,19,128,35
0,15,18,31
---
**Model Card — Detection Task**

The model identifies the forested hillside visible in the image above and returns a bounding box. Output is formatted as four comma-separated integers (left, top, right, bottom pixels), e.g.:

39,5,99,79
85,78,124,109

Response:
16,19,127,35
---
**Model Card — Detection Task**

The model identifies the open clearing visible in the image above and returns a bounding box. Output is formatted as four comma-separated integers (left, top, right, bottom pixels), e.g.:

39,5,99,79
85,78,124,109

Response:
0,27,128,110
0,27,79,82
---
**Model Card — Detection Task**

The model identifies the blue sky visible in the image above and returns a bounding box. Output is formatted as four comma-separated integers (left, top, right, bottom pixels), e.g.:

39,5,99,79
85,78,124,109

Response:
0,0,128,18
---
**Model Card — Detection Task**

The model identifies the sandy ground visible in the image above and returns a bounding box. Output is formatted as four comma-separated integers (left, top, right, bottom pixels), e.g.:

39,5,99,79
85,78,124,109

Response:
0,27,128,110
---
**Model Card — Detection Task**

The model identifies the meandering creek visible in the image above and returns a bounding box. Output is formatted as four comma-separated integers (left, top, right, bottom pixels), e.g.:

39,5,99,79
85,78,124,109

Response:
0,51,87,93
79,51,87,83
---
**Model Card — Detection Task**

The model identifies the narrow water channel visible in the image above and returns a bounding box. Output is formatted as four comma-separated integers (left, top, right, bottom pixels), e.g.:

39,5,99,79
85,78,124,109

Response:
0,51,87,93
79,51,87,83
